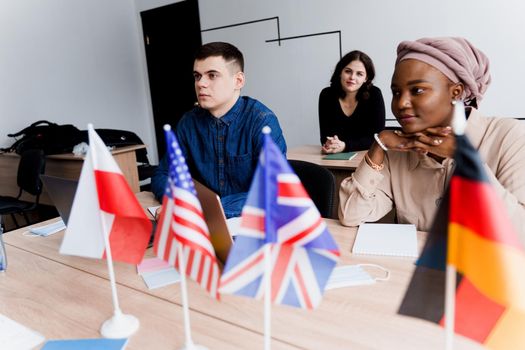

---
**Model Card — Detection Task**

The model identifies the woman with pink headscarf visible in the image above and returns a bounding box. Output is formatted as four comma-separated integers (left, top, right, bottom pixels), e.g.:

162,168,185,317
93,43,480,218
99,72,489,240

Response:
339,37,525,241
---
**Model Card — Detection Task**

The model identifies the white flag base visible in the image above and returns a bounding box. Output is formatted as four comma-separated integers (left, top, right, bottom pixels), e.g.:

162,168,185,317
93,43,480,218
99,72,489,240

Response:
100,311,139,339
179,343,208,350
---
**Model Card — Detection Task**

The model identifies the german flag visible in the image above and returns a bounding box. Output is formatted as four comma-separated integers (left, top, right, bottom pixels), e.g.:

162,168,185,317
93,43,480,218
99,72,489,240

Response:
399,133,525,349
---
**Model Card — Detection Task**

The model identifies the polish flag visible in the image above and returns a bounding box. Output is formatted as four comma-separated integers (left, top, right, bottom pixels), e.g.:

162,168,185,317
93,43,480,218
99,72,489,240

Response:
60,126,152,264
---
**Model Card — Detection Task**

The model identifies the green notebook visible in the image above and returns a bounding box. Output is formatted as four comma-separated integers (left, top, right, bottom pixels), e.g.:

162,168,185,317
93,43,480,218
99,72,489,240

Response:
323,151,357,160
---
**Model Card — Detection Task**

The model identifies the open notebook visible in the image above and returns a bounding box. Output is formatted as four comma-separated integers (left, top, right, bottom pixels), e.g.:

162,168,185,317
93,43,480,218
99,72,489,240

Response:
352,223,418,258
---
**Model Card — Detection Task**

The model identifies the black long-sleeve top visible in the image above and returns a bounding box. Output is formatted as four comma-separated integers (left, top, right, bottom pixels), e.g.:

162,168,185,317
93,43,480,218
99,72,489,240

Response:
318,85,385,151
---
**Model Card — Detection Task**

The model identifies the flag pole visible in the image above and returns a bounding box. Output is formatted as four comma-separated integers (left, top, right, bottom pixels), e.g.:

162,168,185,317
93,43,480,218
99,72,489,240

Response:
99,211,139,338
444,101,466,350
177,243,207,350
177,244,194,349
177,245,192,345
262,126,272,350
264,244,272,350
445,265,456,350
86,124,139,339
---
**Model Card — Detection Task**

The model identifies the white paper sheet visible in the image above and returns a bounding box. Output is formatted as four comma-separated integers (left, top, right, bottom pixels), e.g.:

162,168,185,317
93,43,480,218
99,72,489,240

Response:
0,313,45,350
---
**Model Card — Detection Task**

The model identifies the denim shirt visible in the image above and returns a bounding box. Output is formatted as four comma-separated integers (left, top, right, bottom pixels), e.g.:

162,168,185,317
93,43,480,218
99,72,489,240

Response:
151,96,287,218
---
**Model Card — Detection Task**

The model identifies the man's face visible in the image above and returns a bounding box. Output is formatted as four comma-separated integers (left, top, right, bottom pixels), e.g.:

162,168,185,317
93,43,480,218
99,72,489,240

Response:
193,56,244,117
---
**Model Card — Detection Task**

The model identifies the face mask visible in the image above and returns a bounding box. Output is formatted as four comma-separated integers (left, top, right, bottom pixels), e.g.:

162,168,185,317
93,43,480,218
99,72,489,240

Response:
325,264,389,290
25,220,66,237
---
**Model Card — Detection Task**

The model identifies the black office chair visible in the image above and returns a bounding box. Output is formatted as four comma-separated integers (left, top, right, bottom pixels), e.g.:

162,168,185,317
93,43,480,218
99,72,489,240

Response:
288,160,335,218
0,149,46,229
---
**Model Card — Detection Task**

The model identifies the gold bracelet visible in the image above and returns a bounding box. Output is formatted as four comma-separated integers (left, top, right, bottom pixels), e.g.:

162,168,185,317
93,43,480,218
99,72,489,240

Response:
365,153,384,171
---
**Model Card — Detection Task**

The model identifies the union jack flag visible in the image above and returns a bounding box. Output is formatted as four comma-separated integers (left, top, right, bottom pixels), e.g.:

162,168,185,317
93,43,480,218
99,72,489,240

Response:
153,127,220,299
219,130,340,309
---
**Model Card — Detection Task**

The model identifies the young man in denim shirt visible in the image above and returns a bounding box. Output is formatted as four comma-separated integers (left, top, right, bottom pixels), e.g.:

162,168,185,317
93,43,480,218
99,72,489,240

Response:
151,42,287,218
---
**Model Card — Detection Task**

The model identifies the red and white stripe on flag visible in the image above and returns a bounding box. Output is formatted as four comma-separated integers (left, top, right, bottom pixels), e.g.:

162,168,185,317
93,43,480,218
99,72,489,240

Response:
60,127,151,264
154,187,220,299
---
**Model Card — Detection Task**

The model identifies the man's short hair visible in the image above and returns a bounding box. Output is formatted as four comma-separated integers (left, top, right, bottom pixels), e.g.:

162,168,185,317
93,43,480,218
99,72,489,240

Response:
195,42,244,72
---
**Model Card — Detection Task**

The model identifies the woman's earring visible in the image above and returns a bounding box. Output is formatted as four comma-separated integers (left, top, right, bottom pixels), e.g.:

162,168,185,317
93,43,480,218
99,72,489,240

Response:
451,100,457,105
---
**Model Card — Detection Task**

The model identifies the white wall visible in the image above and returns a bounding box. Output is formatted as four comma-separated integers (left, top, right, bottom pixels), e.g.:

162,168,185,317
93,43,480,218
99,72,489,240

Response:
198,0,525,148
135,0,182,12
0,0,157,162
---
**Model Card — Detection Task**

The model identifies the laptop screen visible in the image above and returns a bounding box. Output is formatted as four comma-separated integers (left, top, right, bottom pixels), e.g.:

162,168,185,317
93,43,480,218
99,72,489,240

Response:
41,175,78,225
192,180,234,265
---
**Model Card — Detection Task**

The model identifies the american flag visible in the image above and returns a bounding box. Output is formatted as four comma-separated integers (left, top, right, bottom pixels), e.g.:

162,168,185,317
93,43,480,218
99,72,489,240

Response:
219,130,340,309
153,127,220,299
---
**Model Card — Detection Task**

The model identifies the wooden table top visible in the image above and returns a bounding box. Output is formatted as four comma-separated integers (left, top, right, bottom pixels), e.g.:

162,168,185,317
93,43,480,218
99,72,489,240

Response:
2,207,482,349
287,144,365,170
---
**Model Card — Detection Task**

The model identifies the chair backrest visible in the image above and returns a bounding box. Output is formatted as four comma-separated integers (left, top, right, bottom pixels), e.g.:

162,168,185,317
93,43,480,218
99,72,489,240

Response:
17,149,46,196
288,160,335,218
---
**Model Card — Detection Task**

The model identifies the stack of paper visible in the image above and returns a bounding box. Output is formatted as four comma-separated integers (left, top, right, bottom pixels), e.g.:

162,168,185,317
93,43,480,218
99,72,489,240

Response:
137,257,180,289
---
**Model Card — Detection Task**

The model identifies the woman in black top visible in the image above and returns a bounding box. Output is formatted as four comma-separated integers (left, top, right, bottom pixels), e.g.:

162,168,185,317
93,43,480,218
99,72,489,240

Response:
319,50,385,153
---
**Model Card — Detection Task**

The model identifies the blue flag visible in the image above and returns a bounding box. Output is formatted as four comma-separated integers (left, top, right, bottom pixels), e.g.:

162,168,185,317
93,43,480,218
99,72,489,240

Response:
219,130,339,309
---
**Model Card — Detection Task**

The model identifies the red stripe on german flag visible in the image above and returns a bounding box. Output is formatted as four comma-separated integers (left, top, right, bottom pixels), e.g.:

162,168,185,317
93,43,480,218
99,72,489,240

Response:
449,177,521,248
439,278,505,343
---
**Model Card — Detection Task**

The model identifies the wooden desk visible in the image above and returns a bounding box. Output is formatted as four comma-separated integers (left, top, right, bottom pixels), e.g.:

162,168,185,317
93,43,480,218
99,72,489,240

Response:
3,211,482,349
287,145,365,170
0,224,296,349
287,145,366,218
0,145,145,205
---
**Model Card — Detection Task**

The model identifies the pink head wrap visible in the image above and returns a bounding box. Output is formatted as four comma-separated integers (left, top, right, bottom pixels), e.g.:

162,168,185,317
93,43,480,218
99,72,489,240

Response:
396,37,491,106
